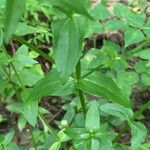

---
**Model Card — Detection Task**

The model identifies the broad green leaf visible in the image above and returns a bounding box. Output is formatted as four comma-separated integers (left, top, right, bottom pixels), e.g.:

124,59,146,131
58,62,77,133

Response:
11,53,38,70
104,19,127,31
28,69,75,101
49,0,93,20
91,139,99,150
135,61,148,73
91,3,110,20
81,48,108,76
129,121,147,149
20,100,38,127
113,3,145,28
99,138,113,150
4,0,26,43
79,72,131,107
7,142,20,150
3,130,15,145
100,103,133,121
7,101,38,127
133,49,150,61
64,128,90,140
125,27,144,47
85,101,100,130
114,71,139,97
18,68,43,87
52,17,84,81
49,141,61,150
0,52,9,65
15,22,37,36
141,73,150,86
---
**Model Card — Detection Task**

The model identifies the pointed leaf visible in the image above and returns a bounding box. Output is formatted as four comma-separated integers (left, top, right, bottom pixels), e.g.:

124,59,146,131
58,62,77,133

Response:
100,103,133,121
28,69,75,101
85,101,100,130
125,27,144,47
52,17,84,81
21,100,38,127
79,72,131,107
129,121,147,149
4,0,26,43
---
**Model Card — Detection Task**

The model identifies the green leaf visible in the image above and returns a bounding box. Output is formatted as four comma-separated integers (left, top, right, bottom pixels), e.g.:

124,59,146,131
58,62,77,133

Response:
7,101,38,127
99,138,113,150
104,19,127,31
15,22,37,36
129,121,147,149
28,69,74,101
100,103,133,121
3,130,15,145
4,0,26,43
64,128,90,140
21,100,38,127
49,0,93,20
91,139,99,150
62,104,75,124
133,49,150,60
141,73,150,86
85,101,100,130
18,115,27,131
114,71,138,97
91,3,110,20
125,27,144,47
79,72,131,107
18,68,43,87
113,3,145,28
0,28,3,46
52,17,84,81
143,19,150,35
49,141,61,150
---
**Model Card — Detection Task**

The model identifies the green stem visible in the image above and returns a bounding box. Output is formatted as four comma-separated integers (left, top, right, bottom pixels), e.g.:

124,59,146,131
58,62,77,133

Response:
81,64,104,79
38,112,60,141
112,124,128,143
13,35,55,64
76,61,87,117
29,126,38,150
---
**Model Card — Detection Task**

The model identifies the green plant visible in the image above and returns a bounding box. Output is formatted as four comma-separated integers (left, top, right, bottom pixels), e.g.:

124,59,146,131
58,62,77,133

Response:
0,0,150,149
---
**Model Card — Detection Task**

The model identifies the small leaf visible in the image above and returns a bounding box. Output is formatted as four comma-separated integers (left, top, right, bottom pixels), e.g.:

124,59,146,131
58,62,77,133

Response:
49,141,61,150
91,139,99,150
133,49,150,61
113,3,145,28
4,0,26,43
100,103,133,121
15,22,37,36
7,101,38,127
125,27,144,47
129,121,147,148
85,101,100,130
64,128,90,140
18,115,27,131
79,72,131,107
4,130,15,145
91,3,110,20
21,100,38,127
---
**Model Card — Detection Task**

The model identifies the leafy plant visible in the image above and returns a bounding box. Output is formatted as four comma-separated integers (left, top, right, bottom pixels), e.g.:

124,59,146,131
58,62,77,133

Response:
0,0,149,149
